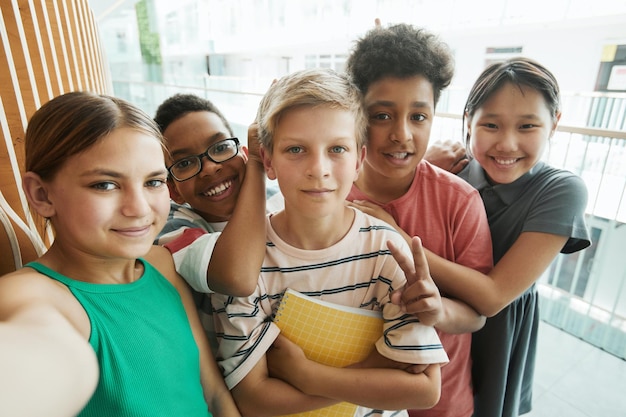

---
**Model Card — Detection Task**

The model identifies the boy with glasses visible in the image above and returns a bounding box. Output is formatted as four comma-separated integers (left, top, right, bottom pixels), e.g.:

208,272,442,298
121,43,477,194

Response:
154,93,267,297
166,137,240,183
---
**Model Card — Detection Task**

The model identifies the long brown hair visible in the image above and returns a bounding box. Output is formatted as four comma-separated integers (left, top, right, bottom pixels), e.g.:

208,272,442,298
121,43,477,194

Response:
25,91,163,180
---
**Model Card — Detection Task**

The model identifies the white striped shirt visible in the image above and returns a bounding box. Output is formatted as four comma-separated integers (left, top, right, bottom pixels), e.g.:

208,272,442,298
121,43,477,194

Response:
212,208,448,415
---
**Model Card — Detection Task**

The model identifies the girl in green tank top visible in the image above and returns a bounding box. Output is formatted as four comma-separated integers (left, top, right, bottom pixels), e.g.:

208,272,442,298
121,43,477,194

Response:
0,92,240,417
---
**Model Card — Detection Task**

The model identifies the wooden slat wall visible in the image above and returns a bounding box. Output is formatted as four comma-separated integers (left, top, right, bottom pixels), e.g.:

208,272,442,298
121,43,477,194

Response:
0,0,111,274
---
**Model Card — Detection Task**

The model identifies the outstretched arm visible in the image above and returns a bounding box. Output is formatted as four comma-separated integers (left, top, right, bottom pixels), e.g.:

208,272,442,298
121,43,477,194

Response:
424,232,568,317
0,303,98,417
207,122,266,296
353,201,537,318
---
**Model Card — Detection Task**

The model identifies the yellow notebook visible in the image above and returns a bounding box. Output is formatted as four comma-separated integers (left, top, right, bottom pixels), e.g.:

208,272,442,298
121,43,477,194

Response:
272,288,384,417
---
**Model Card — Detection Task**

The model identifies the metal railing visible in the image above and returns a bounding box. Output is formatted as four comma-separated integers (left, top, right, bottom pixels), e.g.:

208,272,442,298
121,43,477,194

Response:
113,79,626,360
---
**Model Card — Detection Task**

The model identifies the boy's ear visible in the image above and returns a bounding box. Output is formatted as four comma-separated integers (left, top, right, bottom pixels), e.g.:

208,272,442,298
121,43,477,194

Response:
21,172,56,218
260,146,276,180
167,179,186,204
354,145,367,180
240,145,249,162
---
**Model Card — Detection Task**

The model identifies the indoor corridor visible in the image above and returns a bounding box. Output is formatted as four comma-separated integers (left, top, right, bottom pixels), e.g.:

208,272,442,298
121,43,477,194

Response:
527,321,626,417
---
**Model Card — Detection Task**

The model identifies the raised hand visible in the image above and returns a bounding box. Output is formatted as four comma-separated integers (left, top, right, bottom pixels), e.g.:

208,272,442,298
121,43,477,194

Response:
424,139,469,174
246,121,262,164
387,237,442,326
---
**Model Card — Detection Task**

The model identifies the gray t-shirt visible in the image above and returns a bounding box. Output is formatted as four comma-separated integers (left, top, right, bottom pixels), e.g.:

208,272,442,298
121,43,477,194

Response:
459,160,590,262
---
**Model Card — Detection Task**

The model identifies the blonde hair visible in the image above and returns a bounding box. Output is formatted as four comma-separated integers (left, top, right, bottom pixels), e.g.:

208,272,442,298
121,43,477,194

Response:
256,68,367,152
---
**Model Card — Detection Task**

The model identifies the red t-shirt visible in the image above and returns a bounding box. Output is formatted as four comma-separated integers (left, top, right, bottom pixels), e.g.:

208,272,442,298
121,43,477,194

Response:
348,161,493,417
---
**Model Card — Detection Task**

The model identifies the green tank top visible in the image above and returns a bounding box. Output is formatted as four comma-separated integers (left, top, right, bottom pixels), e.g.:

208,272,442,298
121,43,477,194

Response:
27,260,211,417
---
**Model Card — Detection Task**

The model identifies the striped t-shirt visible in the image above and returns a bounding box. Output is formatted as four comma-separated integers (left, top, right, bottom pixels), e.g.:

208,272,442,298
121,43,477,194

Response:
212,208,448,415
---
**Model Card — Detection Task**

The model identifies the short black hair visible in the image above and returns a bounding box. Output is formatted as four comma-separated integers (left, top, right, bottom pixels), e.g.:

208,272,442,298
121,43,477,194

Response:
154,93,233,136
346,23,454,105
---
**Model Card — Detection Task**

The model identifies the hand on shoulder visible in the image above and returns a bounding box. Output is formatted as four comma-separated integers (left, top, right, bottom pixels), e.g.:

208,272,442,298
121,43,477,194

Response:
424,140,469,174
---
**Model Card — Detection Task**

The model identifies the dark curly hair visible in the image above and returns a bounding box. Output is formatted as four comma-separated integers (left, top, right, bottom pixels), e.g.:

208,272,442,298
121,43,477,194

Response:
153,93,233,136
346,23,454,105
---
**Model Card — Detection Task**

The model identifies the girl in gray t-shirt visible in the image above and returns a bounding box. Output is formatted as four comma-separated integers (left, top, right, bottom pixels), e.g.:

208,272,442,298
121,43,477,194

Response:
419,57,591,417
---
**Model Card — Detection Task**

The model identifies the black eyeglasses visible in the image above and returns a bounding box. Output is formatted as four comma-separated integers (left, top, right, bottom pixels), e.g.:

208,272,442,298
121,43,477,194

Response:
167,137,240,182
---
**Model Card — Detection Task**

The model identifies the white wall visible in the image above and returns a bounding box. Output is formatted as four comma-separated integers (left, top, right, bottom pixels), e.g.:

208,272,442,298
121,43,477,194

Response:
445,14,626,93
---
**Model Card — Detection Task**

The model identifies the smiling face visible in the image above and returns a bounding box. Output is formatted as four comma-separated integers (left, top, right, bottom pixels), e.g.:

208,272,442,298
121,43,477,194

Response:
44,128,170,261
358,75,435,201
163,111,248,222
263,105,364,222
467,82,559,185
